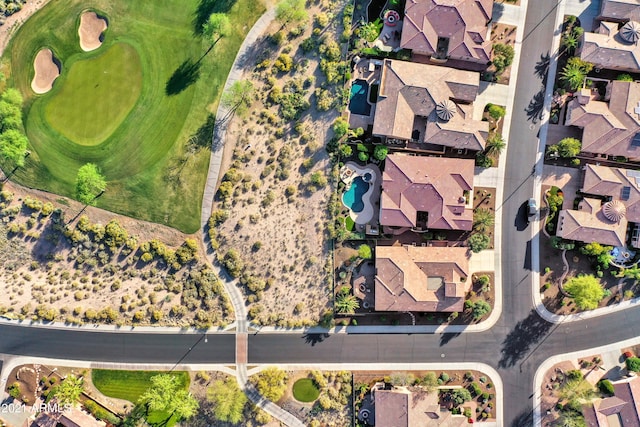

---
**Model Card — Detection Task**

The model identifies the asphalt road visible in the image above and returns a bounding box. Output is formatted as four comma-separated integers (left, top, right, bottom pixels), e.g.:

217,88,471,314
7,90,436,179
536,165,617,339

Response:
0,1,626,426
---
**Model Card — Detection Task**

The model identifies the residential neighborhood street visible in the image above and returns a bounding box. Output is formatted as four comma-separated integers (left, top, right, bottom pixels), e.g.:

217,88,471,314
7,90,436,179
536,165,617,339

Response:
6,0,640,426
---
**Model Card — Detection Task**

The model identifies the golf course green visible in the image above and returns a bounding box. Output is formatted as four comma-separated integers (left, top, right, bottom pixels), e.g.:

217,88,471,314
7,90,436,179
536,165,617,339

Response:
4,0,265,232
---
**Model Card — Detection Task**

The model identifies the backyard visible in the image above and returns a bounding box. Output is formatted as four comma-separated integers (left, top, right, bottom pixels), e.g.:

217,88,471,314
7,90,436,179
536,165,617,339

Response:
3,0,265,233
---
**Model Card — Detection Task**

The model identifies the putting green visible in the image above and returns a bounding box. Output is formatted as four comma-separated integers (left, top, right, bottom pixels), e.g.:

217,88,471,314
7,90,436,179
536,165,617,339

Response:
44,42,142,146
3,0,266,232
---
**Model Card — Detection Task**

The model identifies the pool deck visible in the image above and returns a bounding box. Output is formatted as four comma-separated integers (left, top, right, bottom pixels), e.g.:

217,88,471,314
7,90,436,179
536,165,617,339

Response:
341,162,381,226
348,59,382,130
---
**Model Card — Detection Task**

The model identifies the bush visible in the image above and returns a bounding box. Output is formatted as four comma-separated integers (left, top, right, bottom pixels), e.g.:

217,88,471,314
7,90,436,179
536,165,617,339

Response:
488,104,506,120
274,54,294,72
598,379,614,395
626,356,640,372
468,233,490,253
492,43,515,74
373,145,388,161
358,244,372,259
333,118,349,139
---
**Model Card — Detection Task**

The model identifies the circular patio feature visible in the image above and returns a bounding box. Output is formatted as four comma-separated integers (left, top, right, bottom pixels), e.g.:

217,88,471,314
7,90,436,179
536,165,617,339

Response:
31,48,60,94
603,200,626,222
78,11,108,52
292,378,320,402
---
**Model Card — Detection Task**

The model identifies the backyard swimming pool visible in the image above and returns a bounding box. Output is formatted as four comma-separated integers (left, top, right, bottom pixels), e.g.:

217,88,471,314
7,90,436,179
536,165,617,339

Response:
349,79,371,116
342,176,369,213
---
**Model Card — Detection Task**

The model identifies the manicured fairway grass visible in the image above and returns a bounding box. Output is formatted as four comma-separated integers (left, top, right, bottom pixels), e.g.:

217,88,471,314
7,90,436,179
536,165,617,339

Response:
4,0,265,232
92,369,190,404
44,42,142,146
292,378,320,402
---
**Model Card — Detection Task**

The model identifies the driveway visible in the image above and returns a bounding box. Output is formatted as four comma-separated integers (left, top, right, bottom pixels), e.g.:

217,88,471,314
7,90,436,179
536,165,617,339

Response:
542,165,581,210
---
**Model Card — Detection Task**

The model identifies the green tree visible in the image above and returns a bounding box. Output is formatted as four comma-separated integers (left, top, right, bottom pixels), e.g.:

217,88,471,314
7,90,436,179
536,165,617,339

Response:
492,44,515,74
485,134,506,157
626,357,640,372
207,377,247,423
468,233,490,253
357,20,382,42
221,80,254,117
276,0,308,27
487,104,506,120
471,300,491,320
0,129,28,167
560,57,593,91
51,374,84,406
561,31,579,55
564,275,606,310
373,145,388,160
420,372,438,393
332,118,349,139
203,13,231,47
338,144,352,157
358,244,372,259
139,374,199,421
556,137,582,158
335,286,359,314
450,388,472,405
473,208,495,233
75,163,106,205
617,73,634,82
251,368,288,401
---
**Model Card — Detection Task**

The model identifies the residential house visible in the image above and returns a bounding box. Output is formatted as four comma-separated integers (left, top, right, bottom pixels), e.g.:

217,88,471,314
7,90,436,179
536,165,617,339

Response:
400,0,494,66
31,407,107,427
598,0,640,23
582,376,640,426
556,164,640,247
373,383,468,426
565,81,640,161
380,154,474,231
578,20,640,73
372,59,488,152
374,245,470,312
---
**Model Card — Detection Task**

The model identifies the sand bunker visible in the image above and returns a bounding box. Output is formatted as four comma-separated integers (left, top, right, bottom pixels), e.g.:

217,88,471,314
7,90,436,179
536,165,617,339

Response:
31,48,60,94
78,11,108,52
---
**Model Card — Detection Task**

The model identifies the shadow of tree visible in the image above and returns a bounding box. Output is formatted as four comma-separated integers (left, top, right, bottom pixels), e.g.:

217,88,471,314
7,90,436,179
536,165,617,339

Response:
510,409,534,427
439,332,461,346
193,0,238,35
302,333,330,346
189,113,216,151
525,88,545,124
166,59,201,96
534,52,550,86
499,309,552,368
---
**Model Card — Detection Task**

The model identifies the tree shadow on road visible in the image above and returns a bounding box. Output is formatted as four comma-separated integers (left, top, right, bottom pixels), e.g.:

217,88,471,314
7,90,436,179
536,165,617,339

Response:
525,88,545,124
499,309,552,368
510,408,534,427
534,52,550,86
439,332,461,347
302,333,330,346
166,59,201,96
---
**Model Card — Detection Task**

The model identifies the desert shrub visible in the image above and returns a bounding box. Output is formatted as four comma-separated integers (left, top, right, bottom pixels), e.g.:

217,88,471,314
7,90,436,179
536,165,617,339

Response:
598,379,614,395
274,54,294,72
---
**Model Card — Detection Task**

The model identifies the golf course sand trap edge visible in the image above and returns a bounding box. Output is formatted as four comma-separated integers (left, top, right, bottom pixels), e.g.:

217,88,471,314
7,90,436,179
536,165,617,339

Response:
31,48,60,94
78,11,108,52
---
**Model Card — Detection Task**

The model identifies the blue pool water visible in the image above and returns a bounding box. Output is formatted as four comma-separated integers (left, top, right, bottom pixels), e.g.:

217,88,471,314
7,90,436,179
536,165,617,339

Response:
342,176,369,213
349,79,372,116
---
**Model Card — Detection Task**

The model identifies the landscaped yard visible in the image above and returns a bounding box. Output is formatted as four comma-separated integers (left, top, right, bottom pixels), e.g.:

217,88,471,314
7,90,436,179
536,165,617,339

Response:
292,378,320,402
4,0,265,233
91,369,190,405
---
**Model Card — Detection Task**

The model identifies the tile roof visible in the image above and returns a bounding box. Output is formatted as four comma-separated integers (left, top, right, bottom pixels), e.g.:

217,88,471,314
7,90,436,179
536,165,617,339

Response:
583,376,640,427
380,154,474,230
372,59,488,149
374,386,467,426
582,164,640,223
374,245,470,312
556,199,628,247
600,0,640,22
566,81,640,159
579,22,640,73
400,0,493,63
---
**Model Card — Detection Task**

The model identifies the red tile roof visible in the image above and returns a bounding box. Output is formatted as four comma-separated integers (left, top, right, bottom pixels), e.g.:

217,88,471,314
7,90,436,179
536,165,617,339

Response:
372,59,487,149
583,376,640,427
380,154,474,230
566,81,640,160
401,0,493,63
374,245,470,312
375,386,467,426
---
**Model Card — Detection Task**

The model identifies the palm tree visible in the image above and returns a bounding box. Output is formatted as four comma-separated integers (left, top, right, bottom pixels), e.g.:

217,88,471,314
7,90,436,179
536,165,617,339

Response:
473,208,495,233
485,134,506,157
335,287,359,314
561,31,578,55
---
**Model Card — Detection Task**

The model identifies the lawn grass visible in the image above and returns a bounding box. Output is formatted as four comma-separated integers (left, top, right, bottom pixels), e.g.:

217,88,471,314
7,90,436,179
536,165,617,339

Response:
292,378,320,402
91,369,190,404
44,42,142,146
3,0,265,233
